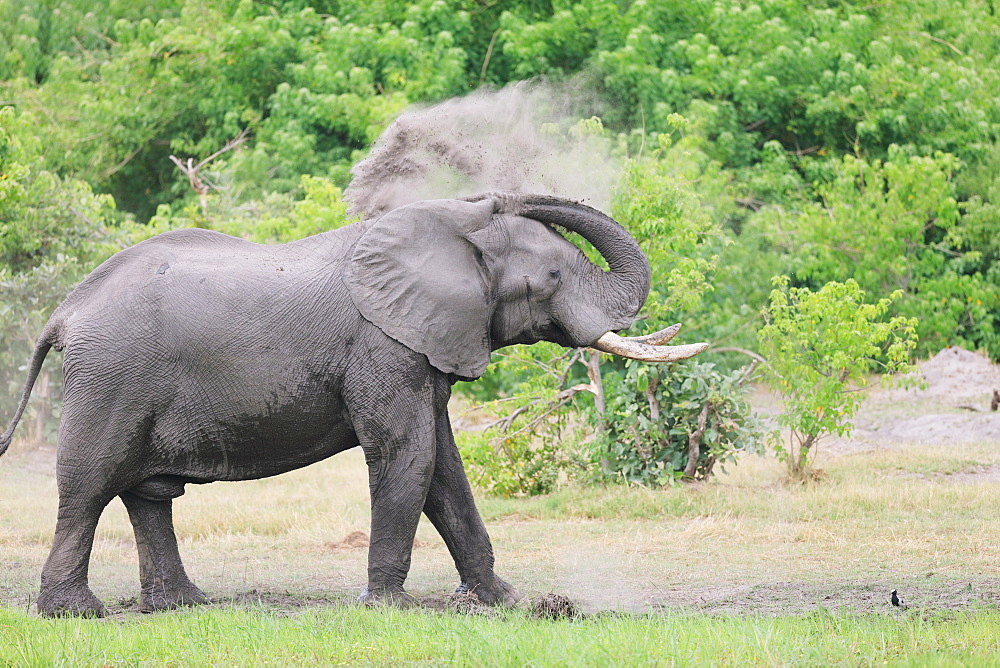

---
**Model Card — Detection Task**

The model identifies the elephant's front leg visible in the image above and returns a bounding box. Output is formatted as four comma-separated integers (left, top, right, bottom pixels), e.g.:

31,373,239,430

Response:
349,380,438,608
422,387,522,606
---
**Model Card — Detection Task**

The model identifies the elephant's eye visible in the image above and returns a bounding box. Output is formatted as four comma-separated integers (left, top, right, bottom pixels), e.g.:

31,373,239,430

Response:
548,269,561,281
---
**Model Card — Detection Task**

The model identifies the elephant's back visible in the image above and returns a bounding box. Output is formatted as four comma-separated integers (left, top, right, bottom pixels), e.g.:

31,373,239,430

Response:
52,227,358,367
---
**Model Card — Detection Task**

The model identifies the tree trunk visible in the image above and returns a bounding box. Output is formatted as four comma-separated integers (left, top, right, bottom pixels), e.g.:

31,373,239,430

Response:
683,402,711,479
790,432,819,479
28,368,50,446
643,373,660,423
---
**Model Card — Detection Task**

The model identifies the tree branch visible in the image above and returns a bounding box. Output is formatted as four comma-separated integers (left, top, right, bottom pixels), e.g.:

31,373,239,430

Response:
711,346,768,365
586,350,605,417
894,30,964,55
479,28,502,85
169,128,250,213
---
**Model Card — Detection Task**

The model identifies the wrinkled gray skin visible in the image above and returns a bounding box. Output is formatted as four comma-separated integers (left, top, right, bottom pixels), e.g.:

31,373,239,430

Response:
0,192,652,617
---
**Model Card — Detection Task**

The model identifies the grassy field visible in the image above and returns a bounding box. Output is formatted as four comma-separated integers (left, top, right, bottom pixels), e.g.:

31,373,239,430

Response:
3,413,1000,665
3,605,1000,666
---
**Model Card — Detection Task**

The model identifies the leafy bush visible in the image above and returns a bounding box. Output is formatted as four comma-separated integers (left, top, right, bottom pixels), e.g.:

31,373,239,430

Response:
455,426,585,499
598,360,767,486
757,277,918,481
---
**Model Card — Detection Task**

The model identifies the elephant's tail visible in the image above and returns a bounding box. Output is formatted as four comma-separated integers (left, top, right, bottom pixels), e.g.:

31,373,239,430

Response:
0,330,55,458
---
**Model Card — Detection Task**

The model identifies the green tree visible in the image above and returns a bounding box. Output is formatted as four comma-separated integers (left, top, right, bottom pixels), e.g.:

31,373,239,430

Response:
751,148,997,358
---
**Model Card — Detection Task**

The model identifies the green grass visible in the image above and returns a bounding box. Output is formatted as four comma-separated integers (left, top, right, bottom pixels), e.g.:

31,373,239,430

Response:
3,605,1000,666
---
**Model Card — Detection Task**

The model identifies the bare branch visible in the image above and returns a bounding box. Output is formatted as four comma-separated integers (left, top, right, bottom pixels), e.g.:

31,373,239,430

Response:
68,206,97,228
193,127,251,172
557,348,585,389
479,28,502,85
169,128,250,213
586,350,606,416
735,197,767,211
894,30,964,55
481,383,595,437
711,347,768,365
737,359,760,385
103,142,148,180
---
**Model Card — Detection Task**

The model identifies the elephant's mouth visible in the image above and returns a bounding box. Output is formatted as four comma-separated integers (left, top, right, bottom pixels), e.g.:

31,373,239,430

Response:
540,321,574,348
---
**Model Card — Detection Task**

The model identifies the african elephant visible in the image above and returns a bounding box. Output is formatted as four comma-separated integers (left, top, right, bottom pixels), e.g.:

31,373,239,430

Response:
0,192,706,617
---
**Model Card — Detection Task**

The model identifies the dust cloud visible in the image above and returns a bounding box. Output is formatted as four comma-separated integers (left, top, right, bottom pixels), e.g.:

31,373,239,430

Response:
344,80,623,219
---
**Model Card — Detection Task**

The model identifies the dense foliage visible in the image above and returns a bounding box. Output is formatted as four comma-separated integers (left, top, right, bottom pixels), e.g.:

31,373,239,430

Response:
1,0,997,490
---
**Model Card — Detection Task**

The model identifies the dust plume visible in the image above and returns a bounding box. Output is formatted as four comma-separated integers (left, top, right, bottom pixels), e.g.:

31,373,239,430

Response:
344,81,622,218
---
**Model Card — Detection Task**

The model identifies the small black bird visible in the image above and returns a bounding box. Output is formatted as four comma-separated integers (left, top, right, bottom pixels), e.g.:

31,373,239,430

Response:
890,589,905,608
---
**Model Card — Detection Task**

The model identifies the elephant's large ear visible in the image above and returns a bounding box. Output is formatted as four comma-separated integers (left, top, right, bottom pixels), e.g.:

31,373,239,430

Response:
346,198,496,380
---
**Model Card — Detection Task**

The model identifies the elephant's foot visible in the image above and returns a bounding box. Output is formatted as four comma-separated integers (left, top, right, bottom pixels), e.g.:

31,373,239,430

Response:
457,574,522,606
357,586,420,609
139,578,209,613
37,583,107,618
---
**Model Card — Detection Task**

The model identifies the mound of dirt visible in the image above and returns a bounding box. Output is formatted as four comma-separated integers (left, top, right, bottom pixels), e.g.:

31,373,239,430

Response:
325,531,370,550
445,590,493,615
829,347,1000,449
325,531,428,551
530,593,580,620
913,347,1000,402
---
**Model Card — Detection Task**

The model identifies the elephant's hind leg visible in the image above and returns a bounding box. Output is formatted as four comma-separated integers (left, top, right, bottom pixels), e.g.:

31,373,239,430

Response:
37,493,112,617
121,483,208,612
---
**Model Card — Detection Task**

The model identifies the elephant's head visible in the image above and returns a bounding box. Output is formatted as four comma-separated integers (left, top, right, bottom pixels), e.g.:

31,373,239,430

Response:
346,192,707,380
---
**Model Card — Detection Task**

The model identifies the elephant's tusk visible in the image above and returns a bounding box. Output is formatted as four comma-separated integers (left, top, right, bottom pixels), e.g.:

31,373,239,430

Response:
592,330,709,362
619,323,682,346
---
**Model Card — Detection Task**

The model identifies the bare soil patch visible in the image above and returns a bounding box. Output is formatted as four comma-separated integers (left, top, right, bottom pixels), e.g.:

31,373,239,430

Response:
650,576,1000,616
